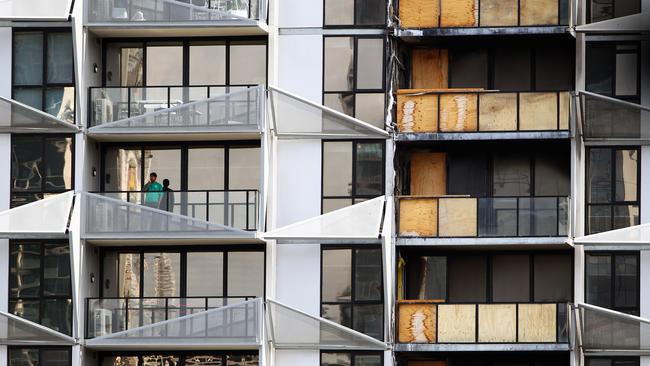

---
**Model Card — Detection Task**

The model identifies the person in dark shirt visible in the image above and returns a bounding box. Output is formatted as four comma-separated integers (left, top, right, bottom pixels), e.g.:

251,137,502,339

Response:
160,179,175,212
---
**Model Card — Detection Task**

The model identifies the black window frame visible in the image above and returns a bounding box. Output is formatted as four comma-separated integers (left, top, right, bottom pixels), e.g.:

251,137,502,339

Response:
587,0,642,23
322,35,387,123
322,0,387,28
97,351,260,366
320,350,384,366
320,245,385,340
585,41,641,103
585,146,641,235
10,134,76,208
321,140,386,214
11,28,76,122
585,251,640,314
8,346,72,366
8,240,73,335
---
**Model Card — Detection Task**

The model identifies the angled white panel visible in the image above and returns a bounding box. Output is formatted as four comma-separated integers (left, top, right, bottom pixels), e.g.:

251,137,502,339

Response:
0,0,72,20
263,196,385,242
266,299,387,350
0,191,74,238
0,310,75,345
269,86,389,139
576,303,650,355
574,223,650,245
82,192,254,239
85,298,262,350
576,12,650,33
68,195,82,339
0,97,79,133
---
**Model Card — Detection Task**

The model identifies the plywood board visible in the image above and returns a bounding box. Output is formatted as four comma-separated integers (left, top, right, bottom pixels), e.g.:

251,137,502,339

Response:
478,93,517,131
518,303,557,342
438,304,476,342
439,94,478,132
478,304,517,342
410,152,446,196
412,49,449,89
519,92,558,131
479,0,518,26
520,0,558,25
440,0,478,27
400,0,440,28
438,197,477,237
559,91,570,130
397,94,439,133
399,198,438,237
398,303,437,343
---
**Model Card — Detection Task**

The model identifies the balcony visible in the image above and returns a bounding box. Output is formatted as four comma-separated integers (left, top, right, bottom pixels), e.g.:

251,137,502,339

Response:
396,90,570,140
398,196,569,239
397,301,568,348
84,0,267,37
578,91,650,144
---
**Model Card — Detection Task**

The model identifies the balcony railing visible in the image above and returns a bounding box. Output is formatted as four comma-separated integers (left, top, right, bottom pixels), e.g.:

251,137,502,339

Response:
398,301,569,344
396,90,570,134
89,85,258,127
398,196,569,238
86,296,255,338
85,0,266,24
96,190,258,230
398,0,569,28
579,91,650,142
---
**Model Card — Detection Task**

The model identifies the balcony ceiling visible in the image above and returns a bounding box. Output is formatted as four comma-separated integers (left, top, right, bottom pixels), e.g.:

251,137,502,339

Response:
0,97,79,134
0,191,75,239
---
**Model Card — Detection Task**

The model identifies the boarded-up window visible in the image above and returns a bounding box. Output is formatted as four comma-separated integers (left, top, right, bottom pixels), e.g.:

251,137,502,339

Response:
534,254,572,302
449,256,486,302
449,49,488,89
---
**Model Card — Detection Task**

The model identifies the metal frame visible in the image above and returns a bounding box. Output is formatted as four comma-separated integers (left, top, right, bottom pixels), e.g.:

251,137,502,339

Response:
583,251,640,315
584,41,641,103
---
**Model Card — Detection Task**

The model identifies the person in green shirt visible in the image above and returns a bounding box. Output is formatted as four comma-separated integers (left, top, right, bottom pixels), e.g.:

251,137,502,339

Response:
143,172,163,209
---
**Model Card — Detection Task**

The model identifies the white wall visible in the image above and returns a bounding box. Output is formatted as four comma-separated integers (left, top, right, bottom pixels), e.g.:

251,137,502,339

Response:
277,0,322,28
277,34,322,100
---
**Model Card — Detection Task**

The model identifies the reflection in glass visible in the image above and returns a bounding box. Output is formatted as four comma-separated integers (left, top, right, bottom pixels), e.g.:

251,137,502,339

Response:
119,253,141,297
187,252,224,296
43,243,71,296
226,355,259,366
227,252,264,297
9,349,40,366
355,93,384,128
493,153,530,196
142,355,179,366
321,353,351,366
188,148,225,190
42,298,72,335
11,136,43,192
356,0,385,25
105,43,144,86
10,243,41,297
355,142,383,196
615,149,637,202
324,93,354,117
322,249,352,302
353,304,382,339
44,137,73,190
614,255,638,309
586,254,612,308
185,355,223,366
104,148,143,192
355,249,382,301
324,37,354,91
143,253,181,297
588,148,612,203
45,87,75,123
323,142,353,196
102,356,140,366
355,355,382,366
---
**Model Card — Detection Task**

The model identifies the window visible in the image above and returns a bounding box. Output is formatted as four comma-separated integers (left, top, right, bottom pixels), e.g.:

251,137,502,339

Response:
9,241,72,335
13,30,75,123
323,36,385,128
586,43,640,102
586,147,640,234
321,247,383,339
100,353,259,366
9,347,71,366
324,0,386,26
321,352,382,366
10,135,74,208
586,357,639,366
586,252,639,314
589,0,641,22
322,141,384,213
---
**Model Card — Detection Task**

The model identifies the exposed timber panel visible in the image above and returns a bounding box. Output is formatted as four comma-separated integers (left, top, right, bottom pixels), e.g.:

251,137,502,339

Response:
518,303,557,342
439,94,478,132
400,0,440,28
440,0,478,27
479,0,518,26
398,302,437,343
410,152,446,196
399,198,438,237
478,304,517,342
519,92,558,130
412,49,449,89
397,94,439,133
559,92,570,130
438,197,477,237
438,304,476,342
478,93,517,131
520,0,558,25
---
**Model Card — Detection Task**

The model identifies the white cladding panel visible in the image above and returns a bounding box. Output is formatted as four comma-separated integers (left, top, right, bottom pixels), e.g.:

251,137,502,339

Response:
275,350,320,366
277,34,322,102
0,0,72,20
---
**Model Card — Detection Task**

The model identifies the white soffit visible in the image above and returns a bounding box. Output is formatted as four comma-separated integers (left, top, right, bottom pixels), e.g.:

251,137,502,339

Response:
576,12,650,33
263,196,385,243
0,191,74,239
0,310,75,345
0,97,79,134
574,223,650,246
268,86,389,139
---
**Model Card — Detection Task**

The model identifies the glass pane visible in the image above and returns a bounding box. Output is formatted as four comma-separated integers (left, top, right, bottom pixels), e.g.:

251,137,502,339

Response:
188,148,225,190
615,53,638,96
322,304,352,328
355,142,383,196
103,356,140,366
227,251,265,297
44,137,73,191
492,255,530,302
118,253,141,297
41,349,69,366
9,299,39,324
229,147,261,190
9,349,39,366
324,93,354,117
518,197,559,236
406,256,446,300
450,49,488,88
493,153,531,196
355,355,382,366
13,88,42,110
323,198,353,213
144,149,182,191
10,243,41,297
325,0,353,25
589,148,612,203
185,355,223,366
449,256,486,302
13,32,43,86
143,252,181,297
146,46,183,86
534,254,572,302
324,37,354,91
43,243,71,296
45,87,75,123
615,0,641,17
448,152,488,196
47,32,73,84
104,148,142,192
322,353,351,366
493,48,531,91
535,151,570,196
229,43,267,85
356,0,385,25
478,197,517,237
614,255,638,309
615,149,637,202
226,355,258,366
355,249,382,301
588,205,612,234
586,254,612,308
11,136,42,192
190,44,226,85
353,304,383,339
355,93,384,128
613,204,639,229
322,249,352,302
187,252,224,296
323,142,353,196
586,45,614,95
105,43,144,86
590,0,613,22
356,38,383,90
42,298,72,335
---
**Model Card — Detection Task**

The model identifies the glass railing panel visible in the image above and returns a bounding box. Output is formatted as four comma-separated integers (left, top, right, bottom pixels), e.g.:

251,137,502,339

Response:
478,197,518,237
581,92,647,140
518,197,559,236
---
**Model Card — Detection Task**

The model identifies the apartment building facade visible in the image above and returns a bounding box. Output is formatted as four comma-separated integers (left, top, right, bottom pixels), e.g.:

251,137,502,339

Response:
0,1,647,366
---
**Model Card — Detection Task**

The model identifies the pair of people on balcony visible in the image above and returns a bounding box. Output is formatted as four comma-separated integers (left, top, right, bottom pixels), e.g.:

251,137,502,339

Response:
143,172,175,212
